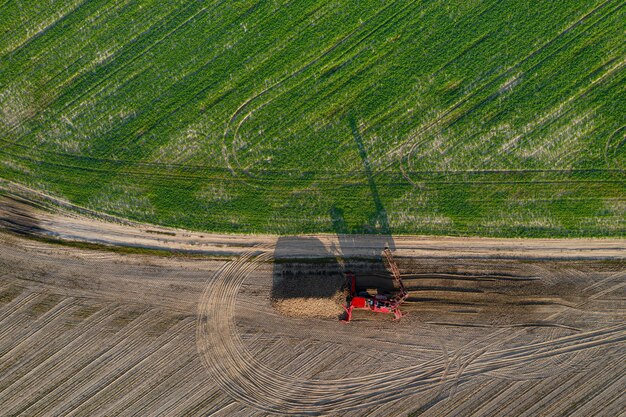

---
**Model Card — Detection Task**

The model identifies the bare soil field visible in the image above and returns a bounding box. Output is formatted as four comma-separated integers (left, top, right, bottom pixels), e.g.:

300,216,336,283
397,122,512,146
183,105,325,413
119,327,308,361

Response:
0,188,624,416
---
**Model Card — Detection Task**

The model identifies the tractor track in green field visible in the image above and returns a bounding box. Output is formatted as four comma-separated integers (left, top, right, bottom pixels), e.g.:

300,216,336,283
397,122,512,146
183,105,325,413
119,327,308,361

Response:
222,0,417,187
1,0,624,236
0,0,85,57
1,0,220,136
395,0,625,183
604,125,626,172
6,0,621,186
2,143,626,190
2,120,625,186
400,53,626,186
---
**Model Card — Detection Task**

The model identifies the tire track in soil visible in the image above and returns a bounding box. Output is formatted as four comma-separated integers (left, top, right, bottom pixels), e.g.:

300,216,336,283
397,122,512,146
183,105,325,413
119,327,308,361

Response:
195,247,625,414
434,265,625,381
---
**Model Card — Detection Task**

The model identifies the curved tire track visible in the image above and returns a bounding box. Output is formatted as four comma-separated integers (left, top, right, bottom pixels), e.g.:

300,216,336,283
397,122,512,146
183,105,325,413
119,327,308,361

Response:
195,248,626,414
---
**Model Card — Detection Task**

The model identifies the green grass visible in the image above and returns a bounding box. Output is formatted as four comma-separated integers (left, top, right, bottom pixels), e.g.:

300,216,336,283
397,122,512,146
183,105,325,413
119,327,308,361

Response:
1,0,624,237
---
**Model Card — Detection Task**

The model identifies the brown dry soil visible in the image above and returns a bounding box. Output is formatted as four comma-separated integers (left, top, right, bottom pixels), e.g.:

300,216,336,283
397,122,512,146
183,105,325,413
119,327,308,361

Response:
0,184,625,416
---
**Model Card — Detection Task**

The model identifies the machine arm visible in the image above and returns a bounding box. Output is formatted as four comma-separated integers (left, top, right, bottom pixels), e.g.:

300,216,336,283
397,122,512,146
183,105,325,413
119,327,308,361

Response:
383,248,408,300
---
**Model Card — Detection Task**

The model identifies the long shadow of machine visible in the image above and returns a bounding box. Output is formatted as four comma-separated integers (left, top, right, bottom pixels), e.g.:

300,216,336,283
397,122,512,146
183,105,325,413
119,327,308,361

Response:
271,236,343,299
271,114,404,321
0,195,47,236
270,235,398,320
271,235,350,319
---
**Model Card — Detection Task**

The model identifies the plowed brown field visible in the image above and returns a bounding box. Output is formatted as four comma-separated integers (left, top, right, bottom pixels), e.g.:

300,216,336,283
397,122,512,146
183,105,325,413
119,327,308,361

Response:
0,186,624,416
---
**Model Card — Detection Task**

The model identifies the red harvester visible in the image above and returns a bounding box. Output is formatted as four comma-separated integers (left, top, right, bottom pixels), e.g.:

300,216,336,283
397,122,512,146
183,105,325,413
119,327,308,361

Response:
342,248,408,322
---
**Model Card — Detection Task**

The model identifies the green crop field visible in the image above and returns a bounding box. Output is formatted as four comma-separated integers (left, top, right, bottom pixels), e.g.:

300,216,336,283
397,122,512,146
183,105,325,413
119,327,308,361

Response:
0,0,624,236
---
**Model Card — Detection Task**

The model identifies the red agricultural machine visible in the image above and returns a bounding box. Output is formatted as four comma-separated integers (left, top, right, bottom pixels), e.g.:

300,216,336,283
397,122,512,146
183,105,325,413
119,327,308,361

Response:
342,248,408,322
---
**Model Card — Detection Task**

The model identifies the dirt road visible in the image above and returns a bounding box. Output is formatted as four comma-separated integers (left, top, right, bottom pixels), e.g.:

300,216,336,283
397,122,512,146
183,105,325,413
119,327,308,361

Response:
0,185,624,415
1,182,624,260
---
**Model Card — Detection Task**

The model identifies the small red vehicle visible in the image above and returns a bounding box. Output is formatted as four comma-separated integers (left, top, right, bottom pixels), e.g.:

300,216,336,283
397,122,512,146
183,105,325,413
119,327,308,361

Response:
342,248,408,322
